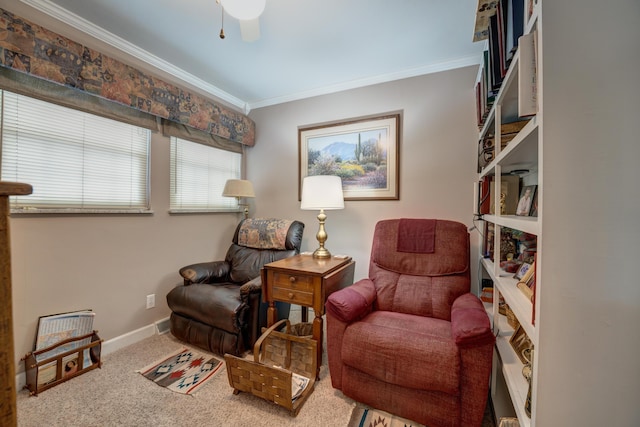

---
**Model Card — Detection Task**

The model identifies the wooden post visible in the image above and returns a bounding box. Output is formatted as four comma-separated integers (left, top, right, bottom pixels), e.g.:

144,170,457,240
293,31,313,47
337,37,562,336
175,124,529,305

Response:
0,182,32,427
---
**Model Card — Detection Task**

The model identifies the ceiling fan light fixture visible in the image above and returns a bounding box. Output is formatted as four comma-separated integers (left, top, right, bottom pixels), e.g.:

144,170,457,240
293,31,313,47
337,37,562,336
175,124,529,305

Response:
220,0,266,21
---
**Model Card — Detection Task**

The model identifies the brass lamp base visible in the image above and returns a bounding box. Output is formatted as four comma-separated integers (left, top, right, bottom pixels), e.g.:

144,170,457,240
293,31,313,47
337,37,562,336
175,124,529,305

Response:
312,209,332,259
312,247,332,259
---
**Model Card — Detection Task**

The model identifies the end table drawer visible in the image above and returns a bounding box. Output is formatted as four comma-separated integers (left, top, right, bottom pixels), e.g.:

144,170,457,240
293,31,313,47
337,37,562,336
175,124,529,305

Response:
272,286,314,305
272,272,314,291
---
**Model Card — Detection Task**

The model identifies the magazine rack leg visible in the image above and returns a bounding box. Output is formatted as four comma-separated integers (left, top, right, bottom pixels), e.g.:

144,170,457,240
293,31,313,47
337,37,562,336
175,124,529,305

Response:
0,182,32,427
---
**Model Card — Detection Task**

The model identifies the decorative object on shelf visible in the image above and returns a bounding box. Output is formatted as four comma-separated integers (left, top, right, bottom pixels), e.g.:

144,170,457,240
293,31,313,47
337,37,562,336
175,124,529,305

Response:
298,113,400,201
222,179,255,218
490,175,520,215
509,325,533,364
500,228,518,262
300,175,344,258
504,304,519,330
480,286,495,303
516,185,537,216
477,120,531,172
522,348,534,418
530,188,539,217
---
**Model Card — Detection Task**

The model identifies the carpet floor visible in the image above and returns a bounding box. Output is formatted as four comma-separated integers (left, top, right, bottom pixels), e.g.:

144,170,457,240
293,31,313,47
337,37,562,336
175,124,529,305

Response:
16,310,495,426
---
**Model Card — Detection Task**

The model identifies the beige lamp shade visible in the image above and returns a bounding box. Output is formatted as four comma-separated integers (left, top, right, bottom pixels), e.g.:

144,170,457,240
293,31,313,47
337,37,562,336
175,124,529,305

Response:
300,175,344,258
300,175,344,210
222,179,255,198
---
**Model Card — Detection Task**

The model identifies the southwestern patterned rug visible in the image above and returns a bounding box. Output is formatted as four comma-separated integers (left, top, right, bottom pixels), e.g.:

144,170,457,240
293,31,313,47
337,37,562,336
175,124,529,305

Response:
137,347,223,395
348,406,425,427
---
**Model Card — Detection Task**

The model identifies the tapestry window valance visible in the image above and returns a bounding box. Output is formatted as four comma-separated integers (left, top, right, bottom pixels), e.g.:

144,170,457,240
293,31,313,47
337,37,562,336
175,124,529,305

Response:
0,8,255,146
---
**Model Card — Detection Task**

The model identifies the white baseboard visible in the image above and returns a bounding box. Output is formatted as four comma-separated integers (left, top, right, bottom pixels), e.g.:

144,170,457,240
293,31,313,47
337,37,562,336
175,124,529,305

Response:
16,317,170,392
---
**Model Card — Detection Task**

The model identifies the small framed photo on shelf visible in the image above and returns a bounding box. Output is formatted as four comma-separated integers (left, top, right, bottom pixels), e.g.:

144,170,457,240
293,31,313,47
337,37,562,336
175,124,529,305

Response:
516,185,537,216
514,261,533,281
517,260,536,300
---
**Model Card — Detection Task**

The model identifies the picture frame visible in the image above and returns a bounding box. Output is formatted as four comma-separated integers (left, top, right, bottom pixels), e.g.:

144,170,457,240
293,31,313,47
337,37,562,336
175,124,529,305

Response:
517,260,536,300
516,185,537,216
509,325,533,364
298,113,400,201
514,261,532,280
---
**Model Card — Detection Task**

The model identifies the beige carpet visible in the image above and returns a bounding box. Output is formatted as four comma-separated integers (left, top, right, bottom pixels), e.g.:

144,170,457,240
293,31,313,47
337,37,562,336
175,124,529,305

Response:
17,310,495,426
17,330,356,426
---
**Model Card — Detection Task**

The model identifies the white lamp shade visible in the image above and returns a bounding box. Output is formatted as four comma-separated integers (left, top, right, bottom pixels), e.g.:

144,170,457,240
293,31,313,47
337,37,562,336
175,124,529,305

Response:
222,179,255,198
220,0,266,21
300,175,344,210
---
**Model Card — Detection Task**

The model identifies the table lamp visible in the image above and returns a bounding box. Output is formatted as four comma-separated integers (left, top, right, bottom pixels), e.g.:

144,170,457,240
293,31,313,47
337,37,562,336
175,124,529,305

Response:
300,175,344,258
222,179,255,218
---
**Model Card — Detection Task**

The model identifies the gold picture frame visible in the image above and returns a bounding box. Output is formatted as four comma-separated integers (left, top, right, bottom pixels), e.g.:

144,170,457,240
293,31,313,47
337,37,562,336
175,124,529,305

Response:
509,325,533,364
298,113,400,201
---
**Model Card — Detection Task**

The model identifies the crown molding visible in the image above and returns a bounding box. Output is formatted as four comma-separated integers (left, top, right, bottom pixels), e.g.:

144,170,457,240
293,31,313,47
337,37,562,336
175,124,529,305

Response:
19,0,249,113
248,54,483,110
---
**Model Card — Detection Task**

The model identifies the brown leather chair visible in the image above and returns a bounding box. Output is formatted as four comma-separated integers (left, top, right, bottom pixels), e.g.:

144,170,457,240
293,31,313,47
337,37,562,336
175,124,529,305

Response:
326,219,494,427
166,218,304,356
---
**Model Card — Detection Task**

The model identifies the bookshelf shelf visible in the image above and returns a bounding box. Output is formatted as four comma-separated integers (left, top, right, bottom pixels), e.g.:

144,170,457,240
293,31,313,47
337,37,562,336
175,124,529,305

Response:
474,0,541,425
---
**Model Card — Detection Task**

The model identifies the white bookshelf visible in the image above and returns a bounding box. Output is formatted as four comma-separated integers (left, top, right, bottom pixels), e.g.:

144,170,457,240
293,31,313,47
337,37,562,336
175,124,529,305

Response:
474,1,542,425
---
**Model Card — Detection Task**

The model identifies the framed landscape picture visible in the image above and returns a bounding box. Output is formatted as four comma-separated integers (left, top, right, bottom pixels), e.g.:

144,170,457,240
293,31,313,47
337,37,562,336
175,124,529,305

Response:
298,113,400,201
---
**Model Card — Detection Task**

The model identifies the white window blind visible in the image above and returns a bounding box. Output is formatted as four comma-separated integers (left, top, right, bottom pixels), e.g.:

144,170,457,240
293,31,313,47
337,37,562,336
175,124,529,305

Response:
0,90,150,212
170,137,241,211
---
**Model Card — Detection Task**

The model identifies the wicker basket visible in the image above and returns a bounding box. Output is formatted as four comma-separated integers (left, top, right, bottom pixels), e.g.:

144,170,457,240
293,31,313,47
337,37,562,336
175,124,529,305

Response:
224,319,317,416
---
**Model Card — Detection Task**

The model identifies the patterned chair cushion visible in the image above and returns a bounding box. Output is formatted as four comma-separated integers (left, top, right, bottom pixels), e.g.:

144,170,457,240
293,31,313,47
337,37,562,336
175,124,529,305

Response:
237,218,295,250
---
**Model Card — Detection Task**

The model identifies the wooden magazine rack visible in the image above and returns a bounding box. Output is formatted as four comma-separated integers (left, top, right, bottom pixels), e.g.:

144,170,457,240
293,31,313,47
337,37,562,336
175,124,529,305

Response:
22,331,102,396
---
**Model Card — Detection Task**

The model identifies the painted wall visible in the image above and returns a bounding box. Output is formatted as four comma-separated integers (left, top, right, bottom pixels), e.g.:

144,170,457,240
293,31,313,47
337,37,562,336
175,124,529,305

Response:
536,1,640,425
9,133,241,370
247,67,481,286
8,67,481,373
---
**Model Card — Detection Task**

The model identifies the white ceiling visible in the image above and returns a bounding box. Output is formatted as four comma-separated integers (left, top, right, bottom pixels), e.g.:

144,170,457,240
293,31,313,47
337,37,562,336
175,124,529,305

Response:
16,0,484,112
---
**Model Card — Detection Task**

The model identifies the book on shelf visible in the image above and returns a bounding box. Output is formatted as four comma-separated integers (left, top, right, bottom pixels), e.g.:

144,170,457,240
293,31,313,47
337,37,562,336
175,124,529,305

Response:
518,30,538,117
479,176,491,214
472,0,498,42
496,0,508,78
488,13,504,91
511,0,525,51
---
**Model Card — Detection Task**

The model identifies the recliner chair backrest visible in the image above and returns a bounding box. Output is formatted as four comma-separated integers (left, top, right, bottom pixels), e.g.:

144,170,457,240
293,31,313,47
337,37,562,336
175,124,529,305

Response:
225,218,304,283
368,219,470,321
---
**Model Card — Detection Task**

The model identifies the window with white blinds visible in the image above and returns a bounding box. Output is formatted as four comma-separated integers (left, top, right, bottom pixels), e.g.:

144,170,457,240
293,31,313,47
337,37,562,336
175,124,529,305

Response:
170,137,241,212
0,90,151,212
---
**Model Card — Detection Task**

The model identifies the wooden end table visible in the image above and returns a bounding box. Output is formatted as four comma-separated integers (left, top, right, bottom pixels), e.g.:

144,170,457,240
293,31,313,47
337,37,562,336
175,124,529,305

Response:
262,254,355,380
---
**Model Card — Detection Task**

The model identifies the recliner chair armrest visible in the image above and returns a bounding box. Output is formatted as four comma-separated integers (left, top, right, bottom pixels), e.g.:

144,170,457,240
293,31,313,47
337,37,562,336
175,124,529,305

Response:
451,293,495,348
179,261,230,285
326,278,377,323
239,276,262,297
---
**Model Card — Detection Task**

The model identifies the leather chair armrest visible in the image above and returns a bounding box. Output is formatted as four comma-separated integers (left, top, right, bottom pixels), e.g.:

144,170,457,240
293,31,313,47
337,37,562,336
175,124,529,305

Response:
179,261,230,285
451,293,495,348
326,278,377,323
239,276,262,297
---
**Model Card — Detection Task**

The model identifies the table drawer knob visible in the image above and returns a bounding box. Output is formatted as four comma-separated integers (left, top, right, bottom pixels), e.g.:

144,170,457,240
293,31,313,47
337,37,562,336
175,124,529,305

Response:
289,276,296,283
288,292,294,299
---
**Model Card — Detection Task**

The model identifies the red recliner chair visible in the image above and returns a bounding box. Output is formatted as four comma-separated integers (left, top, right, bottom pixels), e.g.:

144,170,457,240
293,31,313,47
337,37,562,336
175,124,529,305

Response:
326,219,494,427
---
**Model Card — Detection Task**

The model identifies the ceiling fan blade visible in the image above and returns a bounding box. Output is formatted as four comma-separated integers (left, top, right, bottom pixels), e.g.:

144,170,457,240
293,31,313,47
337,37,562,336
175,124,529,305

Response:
239,18,260,42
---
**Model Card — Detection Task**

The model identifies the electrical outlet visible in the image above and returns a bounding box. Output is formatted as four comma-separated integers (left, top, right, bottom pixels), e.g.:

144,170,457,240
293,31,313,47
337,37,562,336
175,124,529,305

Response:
146,294,155,309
